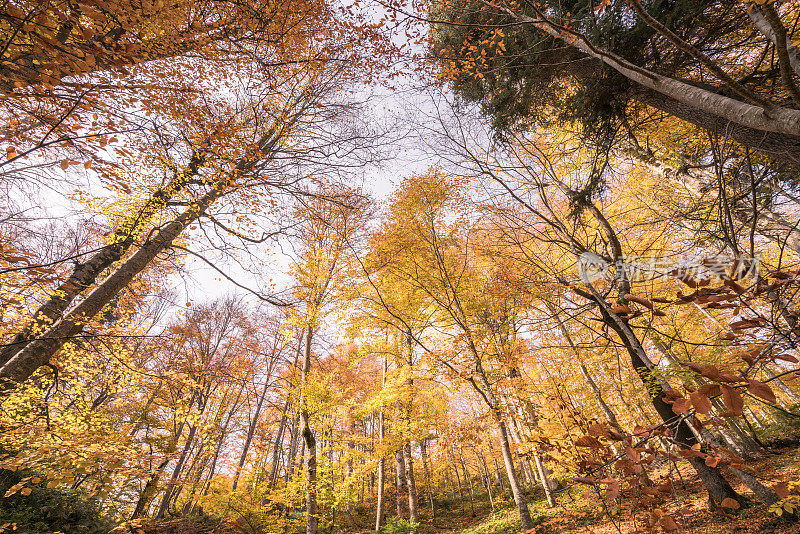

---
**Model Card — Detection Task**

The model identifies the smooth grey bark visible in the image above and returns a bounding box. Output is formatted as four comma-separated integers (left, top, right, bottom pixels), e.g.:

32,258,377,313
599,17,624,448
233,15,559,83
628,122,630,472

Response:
395,448,408,517
0,182,223,383
495,416,534,528
533,451,555,507
634,89,800,167
507,9,800,136
404,443,419,528
0,111,302,384
746,4,800,76
0,152,205,369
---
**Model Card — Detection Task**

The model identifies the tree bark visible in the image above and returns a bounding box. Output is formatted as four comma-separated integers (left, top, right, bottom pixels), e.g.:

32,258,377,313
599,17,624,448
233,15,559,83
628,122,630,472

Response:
395,448,408,518
421,439,435,519
375,357,387,533
533,451,555,507
131,390,196,519
300,325,319,534
590,290,747,507
509,9,800,137
404,443,419,528
747,4,800,76
156,422,198,519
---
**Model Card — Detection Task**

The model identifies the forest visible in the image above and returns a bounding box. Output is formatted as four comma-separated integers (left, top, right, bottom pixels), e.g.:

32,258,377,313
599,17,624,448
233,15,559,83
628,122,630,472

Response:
1,0,800,533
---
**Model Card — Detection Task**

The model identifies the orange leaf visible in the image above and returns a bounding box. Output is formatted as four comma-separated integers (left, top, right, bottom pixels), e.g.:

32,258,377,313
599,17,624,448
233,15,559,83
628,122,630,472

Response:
720,497,740,509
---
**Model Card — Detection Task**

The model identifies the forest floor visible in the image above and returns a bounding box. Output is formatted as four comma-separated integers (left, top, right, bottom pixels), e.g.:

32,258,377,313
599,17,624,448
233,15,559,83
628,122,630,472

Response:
417,443,800,534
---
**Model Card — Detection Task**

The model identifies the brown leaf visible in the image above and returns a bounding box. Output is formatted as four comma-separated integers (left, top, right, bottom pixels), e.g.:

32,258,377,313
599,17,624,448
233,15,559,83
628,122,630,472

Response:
698,384,721,397
660,515,680,531
671,397,691,415
625,294,654,310
747,380,776,404
574,435,603,448
605,479,620,500
774,482,790,499
721,384,744,416
588,423,610,439
690,390,712,414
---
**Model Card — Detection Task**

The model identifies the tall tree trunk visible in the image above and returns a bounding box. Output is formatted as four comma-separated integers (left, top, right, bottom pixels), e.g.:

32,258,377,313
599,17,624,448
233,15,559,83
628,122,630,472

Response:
451,463,464,503
509,9,800,137
266,398,290,489
404,443,419,528
421,439,435,519
402,333,418,529
533,451,555,507
395,448,408,518
589,290,748,508
495,415,534,528
300,325,319,534
0,123,294,384
746,4,800,76
474,447,494,510
375,357,387,532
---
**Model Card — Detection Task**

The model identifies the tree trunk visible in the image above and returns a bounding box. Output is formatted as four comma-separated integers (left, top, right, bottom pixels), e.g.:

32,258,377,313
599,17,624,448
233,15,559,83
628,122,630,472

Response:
0,124,292,385
495,416,535,529
395,449,408,518
593,293,747,508
510,10,800,137
300,325,319,534
421,439,435,519
131,391,196,519
0,154,206,369
533,451,555,507
404,443,419,528
263,400,289,490
747,5,800,76
375,355,387,532
0,183,225,384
